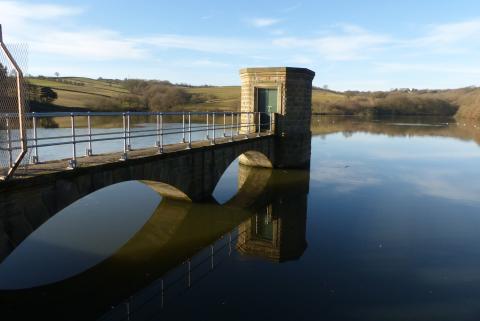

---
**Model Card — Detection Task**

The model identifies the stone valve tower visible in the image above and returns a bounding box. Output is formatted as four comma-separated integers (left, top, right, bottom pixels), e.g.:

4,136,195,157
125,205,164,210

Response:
239,67,315,168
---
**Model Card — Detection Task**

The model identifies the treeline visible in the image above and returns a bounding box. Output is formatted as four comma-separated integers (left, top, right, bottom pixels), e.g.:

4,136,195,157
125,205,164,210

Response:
314,92,459,117
85,79,214,111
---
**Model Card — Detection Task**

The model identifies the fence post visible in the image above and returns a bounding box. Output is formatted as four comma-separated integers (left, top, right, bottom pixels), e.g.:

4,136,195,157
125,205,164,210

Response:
0,24,28,180
67,113,77,169
31,113,39,164
86,112,92,156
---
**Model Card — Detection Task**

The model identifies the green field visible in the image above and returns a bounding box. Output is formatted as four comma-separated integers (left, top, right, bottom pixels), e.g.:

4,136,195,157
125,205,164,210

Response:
28,77,130,108
27,77,344,112
27,77,480,120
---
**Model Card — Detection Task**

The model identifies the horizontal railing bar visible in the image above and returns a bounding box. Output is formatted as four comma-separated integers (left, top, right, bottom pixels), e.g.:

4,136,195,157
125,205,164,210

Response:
0,122,273,151
0,111,257,118
0,121,272,145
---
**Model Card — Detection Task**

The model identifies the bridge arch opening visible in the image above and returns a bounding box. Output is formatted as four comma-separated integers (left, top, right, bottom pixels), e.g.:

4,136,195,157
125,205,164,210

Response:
213,150,273,205
141,180,192,202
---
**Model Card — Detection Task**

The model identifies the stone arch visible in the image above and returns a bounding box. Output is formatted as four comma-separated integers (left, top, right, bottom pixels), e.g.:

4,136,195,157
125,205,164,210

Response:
140,180,191,201
238,151,273,168
211,149,274,205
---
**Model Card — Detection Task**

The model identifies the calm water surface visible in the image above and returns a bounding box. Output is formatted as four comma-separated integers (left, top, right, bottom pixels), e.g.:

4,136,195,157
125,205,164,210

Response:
1,116,480,321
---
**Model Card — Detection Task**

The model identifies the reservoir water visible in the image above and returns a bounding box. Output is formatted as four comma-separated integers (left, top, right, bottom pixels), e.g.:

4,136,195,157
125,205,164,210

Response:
1,116,480,321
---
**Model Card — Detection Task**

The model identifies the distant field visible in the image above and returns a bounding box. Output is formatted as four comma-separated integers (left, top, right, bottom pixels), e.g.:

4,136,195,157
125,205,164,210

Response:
28,78,340,112
27,77,480,120
28,77,129,109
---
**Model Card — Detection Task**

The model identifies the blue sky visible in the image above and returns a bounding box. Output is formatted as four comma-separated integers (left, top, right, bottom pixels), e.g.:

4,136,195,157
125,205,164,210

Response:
0,0,479,90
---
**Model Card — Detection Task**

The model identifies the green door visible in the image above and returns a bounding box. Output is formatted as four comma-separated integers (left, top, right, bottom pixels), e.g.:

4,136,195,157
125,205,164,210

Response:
257,88,277,130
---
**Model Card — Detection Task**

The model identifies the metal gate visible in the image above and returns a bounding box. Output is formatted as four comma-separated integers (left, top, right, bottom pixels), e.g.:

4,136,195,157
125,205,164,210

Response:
0,24,28,180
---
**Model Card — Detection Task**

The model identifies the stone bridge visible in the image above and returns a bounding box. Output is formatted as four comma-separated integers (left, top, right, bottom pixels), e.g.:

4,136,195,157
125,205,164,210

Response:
0,67,315,260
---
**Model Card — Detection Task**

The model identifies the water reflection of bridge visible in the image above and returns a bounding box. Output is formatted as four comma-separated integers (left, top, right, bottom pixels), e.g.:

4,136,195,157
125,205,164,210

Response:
0,163,310,321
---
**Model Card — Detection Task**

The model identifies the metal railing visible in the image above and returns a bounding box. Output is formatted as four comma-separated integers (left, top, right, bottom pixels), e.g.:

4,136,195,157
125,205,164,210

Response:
0,111,275,171
99,228,246,321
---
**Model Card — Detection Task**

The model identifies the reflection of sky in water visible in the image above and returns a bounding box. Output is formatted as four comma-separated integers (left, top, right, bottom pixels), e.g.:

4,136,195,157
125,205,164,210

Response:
0,181,161,289
212,159,239,204
311,132,480,204
303,128,480,320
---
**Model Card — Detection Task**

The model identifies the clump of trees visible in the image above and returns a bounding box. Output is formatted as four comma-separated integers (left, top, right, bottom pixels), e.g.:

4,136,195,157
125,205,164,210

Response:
121,79,211,111
314,90,459,117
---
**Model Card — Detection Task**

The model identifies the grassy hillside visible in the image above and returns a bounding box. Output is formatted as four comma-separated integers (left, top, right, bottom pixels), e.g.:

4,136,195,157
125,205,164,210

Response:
26,77,480,120
28,77,129,109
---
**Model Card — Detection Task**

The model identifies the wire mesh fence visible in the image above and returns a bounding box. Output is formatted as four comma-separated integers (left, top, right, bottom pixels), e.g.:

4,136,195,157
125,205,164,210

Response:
0,28,30,180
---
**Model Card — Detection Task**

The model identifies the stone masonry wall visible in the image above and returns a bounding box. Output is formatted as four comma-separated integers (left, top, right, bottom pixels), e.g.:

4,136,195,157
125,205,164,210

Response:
239,67,315,168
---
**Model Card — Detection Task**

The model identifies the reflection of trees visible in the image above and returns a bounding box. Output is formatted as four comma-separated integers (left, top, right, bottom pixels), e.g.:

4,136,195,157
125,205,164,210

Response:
312,115,480,145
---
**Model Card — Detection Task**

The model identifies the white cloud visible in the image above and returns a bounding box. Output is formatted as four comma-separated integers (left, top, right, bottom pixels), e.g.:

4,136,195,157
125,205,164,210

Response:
310,160,381,193
0,1,146,60
273,24,391,61
422,19,480,46
0,1,82,21
249,18,280,28
141,34,265,55
32,30,147,60
403,169,480,203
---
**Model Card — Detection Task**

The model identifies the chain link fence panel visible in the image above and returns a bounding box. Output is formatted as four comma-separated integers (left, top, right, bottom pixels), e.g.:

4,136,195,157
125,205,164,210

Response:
0,36,31,179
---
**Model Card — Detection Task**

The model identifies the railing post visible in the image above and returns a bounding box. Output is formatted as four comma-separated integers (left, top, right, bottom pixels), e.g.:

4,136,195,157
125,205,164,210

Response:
186,112,192,149
156,113,160,147
161,279,164,309
228,233,232,256
31,113,39,164
159,113,164,154
223,113,226,137
230,112,234,142
269,112,273,133
211,112,215,145
210,245,214,270
6,116,12,168
245,112,250,139
187,260,191,288
257,112,261,137
86,112,92,156
181,112,186,143
125,298,131,321
68,113,77,169
236,112,240,136
126,112,131,151
206,112,209,139
120,112,128,161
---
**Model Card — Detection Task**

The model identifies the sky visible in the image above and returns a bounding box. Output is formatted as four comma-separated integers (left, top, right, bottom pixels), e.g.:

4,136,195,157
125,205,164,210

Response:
0,0,479,91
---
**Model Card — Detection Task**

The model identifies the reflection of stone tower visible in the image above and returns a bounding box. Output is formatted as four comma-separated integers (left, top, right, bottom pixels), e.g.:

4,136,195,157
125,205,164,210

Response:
236,169,309,262
239,67,315,169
